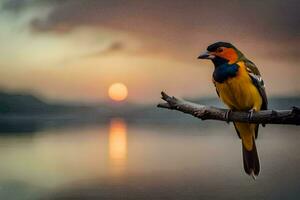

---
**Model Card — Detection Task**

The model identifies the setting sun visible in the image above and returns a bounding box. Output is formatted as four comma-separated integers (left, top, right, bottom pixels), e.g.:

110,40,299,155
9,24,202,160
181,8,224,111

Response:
108,83,128,101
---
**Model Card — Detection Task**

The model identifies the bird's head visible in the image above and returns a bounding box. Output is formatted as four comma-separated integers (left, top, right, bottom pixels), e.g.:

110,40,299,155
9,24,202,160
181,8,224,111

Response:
198,42,243,66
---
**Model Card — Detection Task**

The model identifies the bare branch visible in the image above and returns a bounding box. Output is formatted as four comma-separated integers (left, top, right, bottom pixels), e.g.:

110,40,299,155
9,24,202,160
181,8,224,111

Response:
157,91,300,125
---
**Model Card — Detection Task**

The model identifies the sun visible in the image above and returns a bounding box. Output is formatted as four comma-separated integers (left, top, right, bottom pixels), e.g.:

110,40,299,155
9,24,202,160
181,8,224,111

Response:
108,83,128,102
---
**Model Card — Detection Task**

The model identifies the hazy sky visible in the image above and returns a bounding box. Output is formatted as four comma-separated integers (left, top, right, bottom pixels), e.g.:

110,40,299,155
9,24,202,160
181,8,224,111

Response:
0,0,299,103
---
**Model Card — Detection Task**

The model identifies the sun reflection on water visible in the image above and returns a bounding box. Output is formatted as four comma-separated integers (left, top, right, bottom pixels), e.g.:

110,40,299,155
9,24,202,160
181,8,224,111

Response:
108,118,128,176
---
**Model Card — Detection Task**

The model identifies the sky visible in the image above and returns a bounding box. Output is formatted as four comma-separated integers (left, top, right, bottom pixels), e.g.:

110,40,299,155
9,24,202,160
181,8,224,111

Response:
0,0,299,103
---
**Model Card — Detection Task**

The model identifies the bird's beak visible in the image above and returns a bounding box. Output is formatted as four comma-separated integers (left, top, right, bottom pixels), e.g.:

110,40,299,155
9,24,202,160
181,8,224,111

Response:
197,51,215,59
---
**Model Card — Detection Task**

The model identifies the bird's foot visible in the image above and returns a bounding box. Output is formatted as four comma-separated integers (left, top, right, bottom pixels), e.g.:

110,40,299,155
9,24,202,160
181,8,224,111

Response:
248,109,255,122
224,109,232,124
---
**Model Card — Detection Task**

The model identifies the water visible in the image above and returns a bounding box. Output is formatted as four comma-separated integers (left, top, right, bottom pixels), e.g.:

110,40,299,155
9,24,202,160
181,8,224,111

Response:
0,119,299,200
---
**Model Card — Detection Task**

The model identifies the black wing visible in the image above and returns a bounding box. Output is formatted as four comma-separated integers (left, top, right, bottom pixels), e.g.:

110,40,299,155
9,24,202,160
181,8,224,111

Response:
244,60,268,110
244,59,268,138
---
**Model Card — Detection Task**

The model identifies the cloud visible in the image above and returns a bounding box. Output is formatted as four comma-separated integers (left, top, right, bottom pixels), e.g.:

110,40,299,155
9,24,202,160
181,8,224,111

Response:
3,0,299,40
13,0,297,62
83,41,125,58
2,0,300,63
0,0,45,13
3,1,300,52
16,1,296,38
1,0,31,11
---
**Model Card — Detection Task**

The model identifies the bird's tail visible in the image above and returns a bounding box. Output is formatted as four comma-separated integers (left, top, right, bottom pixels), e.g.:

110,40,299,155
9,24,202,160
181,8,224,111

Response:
242,137,260,178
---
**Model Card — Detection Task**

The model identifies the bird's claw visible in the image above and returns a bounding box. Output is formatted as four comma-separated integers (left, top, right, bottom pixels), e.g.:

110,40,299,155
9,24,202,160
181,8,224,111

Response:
224,109,232,124
248,109,255,122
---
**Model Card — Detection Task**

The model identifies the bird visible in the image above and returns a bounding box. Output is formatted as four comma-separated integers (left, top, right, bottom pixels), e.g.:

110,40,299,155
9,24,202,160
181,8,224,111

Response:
197,42,268,179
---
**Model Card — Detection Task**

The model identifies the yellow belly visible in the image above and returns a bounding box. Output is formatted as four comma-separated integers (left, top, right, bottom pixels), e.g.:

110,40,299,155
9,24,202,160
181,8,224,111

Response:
214,62,262,151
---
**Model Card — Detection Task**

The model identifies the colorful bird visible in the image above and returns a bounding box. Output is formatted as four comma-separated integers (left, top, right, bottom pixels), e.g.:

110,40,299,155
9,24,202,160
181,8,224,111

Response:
198,42,268,179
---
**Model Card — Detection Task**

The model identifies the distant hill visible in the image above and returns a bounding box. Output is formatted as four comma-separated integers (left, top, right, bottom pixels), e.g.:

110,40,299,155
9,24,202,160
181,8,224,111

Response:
0,91,97,115
0,92,45,114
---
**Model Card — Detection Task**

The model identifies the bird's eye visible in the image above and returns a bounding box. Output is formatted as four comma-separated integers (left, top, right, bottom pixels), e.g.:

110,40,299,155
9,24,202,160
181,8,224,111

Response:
217,48,223,53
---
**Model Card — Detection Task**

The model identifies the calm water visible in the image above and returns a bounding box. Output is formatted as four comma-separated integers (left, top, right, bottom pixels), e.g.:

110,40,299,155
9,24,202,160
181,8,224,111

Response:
0,119,299,200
